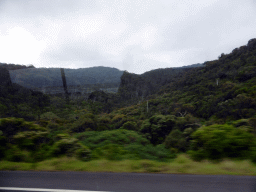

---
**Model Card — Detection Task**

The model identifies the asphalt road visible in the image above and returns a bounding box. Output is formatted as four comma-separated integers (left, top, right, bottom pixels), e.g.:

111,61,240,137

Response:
0,171,256,192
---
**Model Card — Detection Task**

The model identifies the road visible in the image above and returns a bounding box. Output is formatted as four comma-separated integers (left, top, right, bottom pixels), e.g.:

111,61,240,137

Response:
0,171,256,192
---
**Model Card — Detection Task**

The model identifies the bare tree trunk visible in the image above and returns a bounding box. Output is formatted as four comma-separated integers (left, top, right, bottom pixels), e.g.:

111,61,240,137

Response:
60,68,69,104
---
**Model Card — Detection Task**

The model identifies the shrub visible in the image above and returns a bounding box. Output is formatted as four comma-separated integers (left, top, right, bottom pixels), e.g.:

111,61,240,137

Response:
75,145,91,161
5,145,30,162
140,115,175,145
40,112,60,121
75,129,149,150
164,129,187,152
71,113,96,132
121,121,138,131
124,144,176,161
0,117,46,138
50,137,80,157
190,124,255,160
13,131,48,150
92,143,126,161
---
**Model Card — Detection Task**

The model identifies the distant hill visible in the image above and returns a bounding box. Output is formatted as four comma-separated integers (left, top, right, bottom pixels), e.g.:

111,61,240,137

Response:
9,66,124,89
0,63,35,70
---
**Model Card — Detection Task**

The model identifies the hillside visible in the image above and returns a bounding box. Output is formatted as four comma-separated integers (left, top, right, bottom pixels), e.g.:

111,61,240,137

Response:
118,65,203,103
9,66,124,89
0,63,35,70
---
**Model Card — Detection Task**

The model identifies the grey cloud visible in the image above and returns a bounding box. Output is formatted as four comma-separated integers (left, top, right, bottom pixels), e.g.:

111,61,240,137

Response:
1,0,256,74
45,42,103,62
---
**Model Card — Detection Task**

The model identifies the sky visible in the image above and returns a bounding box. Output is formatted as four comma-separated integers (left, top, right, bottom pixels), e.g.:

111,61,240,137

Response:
0,0,256,74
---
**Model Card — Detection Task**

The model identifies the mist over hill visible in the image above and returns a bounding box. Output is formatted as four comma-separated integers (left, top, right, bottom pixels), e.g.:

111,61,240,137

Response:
9,66,124,89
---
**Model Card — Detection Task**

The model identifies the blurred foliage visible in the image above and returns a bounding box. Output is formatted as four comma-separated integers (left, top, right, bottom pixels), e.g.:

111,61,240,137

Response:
189,124,256,161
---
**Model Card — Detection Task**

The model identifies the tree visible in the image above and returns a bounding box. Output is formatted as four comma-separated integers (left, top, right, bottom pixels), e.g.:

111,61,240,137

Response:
189,124,255,160
140,115,175,145
164,129,187,152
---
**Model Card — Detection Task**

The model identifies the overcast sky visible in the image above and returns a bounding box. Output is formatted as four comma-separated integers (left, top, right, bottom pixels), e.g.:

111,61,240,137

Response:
0,0,256,74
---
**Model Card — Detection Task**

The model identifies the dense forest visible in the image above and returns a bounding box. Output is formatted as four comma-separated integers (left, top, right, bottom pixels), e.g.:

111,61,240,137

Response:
0,38,256,164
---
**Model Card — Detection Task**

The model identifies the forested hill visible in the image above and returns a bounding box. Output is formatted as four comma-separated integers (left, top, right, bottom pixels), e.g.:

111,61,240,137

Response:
0,63,35,70
9,66,124,88
118,64,203,102
143,38,256,120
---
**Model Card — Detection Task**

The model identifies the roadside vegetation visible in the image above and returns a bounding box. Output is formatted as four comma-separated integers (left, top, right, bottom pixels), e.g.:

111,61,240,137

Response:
1,154,255,176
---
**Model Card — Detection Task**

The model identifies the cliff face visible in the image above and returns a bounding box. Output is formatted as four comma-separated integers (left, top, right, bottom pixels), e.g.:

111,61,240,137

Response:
118,67,195,101
0,66,12,87
118,71,151,100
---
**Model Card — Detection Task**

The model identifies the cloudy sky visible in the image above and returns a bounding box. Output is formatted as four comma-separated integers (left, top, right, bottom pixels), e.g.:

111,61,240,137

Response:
0,0,256,74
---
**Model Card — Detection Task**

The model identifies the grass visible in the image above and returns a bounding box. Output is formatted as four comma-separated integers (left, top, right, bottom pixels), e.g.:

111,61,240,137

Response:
0,154,256,175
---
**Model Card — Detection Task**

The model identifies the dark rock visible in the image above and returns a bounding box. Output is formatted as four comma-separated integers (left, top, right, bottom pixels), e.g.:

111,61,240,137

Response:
247,38,256,51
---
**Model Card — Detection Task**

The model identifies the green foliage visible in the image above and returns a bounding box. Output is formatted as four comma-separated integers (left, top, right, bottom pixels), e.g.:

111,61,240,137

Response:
248,118,256,135
189,124,256,161
121,121,138,131
30,144,51,162
74,129,175,161
40,112,60,121
124,144,176,162
5,145,30,162
164,129,187,152
13,131,48,150
111,114,127,129
140,115,175,145
96,115,112,131
50,137,80,157
75,129,149,150
49,133,91,160
71,113,97,132
75,145,91,161
0,117,46,138
92,144,126,161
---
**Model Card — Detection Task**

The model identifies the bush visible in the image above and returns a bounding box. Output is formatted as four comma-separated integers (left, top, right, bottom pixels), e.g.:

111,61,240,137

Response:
71,113,96,132
50,137,80,157
121,121,138,131
140,115,175,145
5,145,30,162
75,129,149,150
0,117,46,138
40,112,60,121
190,124,256,160
164,129,187,152
75,145,91,161
13,131,48,150
30,144,51,162
124,144,176,162
92,144,125,161
187,149,207,161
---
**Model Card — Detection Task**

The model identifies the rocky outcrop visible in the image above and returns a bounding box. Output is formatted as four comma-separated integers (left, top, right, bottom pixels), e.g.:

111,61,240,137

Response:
0,66,12,86
118,67,195,101
247,38,256,51
118,71,152,100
